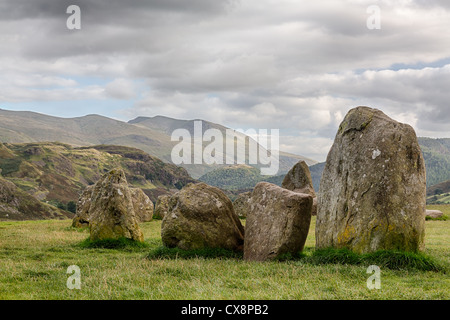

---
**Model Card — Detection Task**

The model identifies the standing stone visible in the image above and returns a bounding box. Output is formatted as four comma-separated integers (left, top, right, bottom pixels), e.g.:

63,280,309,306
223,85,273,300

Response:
233,191,251,218
89,168,144,242
244,182,312,261
130,188,154,222
316,107,426,253
282,160,317,215
161,183,244,251
154,195,171,220
72,185,152,226
72,185,93,228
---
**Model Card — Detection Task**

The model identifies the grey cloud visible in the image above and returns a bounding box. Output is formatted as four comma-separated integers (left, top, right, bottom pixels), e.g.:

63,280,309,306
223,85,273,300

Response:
1,0,450,161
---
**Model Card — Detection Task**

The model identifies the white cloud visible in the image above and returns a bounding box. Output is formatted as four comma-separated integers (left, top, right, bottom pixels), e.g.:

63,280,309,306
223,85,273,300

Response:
1,0,450,161
105,78,138,100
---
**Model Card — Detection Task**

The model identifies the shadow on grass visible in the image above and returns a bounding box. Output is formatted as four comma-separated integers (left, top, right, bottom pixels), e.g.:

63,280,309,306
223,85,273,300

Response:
147,246,243,260
78,237,151,250
147,246,447,272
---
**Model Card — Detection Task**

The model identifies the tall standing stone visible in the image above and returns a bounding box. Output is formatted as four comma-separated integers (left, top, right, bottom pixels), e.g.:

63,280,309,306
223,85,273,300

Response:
282,160,317,215
244,182,312,261
89,168,144,242
316,106,426,253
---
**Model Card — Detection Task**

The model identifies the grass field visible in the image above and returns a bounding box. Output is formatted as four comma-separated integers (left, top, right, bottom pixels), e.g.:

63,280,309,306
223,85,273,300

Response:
0,206,449,300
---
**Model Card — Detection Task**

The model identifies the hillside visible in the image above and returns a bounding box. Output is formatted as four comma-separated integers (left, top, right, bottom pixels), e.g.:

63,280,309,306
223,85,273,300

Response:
0,142,195,213
309,162,326,192
428,179,450,196
0,109,315,178
129,115,318,177
426,179,450,205
0,175,72,221
199,164,265,190
418,138,450,187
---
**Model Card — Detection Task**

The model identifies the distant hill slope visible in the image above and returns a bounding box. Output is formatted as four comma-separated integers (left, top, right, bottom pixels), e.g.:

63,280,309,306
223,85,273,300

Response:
309,162,326,192
199,161,324,194
129,115,317,177
0,142,195,210
427,179,450,196
0,175,72,221
199,164,266,190
0,109,316,178
418,138,450,187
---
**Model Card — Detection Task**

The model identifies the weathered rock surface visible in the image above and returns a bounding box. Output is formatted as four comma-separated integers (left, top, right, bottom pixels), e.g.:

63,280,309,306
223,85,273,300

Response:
72,185,93,228
130,188,153,222
88,168,144,242
154,194,170,220
233,191,251,218
316,106,426,253
425,210,443,219
282,160,317,215
244,182,313,261
72,185,153,226
161,183,245,251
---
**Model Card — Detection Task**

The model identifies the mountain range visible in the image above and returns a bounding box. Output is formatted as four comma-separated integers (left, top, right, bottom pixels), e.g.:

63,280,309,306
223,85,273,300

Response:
0,109,316,178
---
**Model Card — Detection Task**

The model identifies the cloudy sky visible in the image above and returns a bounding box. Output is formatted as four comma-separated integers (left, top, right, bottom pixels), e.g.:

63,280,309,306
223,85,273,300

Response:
1,0,449,161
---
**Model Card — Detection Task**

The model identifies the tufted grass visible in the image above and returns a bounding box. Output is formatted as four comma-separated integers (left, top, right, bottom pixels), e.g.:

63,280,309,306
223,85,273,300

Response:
147,246,243,260
0,209,449,300
304,248,445,272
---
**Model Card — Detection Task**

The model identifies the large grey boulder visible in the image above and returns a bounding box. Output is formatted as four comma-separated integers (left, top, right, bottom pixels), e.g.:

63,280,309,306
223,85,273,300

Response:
282,160,317,215
161,183,245,251
88,168,144,242
244,182,313,261
316,107,426,253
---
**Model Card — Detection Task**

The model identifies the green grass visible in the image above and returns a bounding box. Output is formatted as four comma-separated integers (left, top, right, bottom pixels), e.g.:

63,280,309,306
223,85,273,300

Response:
0,212,449,300
78,237,151,250
147,246,243,260
304,248,445,272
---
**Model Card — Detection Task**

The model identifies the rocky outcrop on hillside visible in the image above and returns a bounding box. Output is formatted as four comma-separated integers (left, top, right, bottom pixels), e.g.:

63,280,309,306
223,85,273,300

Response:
0,176,72,221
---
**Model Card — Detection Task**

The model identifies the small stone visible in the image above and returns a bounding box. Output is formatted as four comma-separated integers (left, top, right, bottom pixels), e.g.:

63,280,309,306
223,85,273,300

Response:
233,191,251,218
425,210,443,219
154,195,171,220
